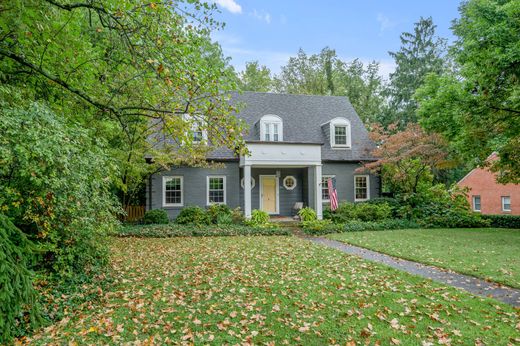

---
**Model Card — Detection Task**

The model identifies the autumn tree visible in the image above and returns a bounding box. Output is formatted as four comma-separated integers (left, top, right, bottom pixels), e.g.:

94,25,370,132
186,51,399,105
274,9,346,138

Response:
238,61,273,92
382,17,446,128
362,123,453,194
416,0,520,183
0,0,247,206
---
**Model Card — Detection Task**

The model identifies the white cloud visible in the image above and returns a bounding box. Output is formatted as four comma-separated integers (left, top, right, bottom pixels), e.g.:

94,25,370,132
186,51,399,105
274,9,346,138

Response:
376,13,397,34
250,9,271,24
214,0,242,14
211,32,242,46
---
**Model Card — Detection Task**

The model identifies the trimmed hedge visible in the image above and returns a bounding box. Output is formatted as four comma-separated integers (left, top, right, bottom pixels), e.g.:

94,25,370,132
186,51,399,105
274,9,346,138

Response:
143,209,169,224
175,206,212,225
324,202,392,223
302,219,421,236
482,214,520,229
117,223,291,238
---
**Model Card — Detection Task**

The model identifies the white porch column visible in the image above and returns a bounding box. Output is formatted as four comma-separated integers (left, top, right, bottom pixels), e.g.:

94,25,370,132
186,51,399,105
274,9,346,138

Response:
244,164,252,219
314,164,323,219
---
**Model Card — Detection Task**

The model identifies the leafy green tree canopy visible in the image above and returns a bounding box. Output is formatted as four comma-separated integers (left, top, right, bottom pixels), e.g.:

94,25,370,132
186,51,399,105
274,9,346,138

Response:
383,17,446,128
274,47,385,124
416,0,519,183
238,61,273,92
0,88,119,277
0,0,246,155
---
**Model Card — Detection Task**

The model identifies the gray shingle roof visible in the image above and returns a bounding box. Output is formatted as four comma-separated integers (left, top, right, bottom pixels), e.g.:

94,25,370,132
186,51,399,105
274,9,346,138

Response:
208,92,376,161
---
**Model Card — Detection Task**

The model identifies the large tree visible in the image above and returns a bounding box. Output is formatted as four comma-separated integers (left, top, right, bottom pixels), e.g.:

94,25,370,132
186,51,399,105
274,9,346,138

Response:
416,0,519,183
361,123,453,194
382,17,446,128
0,0,247,206
274,47,385,124
238,61,273,92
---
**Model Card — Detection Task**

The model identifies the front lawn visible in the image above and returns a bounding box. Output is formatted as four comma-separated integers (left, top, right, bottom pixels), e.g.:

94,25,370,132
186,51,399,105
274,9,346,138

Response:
329,228,520,288
27,236,519,345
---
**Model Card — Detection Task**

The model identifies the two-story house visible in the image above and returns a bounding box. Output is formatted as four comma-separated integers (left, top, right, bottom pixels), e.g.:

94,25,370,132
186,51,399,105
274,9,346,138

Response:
146,92,380,219
457,153,519,215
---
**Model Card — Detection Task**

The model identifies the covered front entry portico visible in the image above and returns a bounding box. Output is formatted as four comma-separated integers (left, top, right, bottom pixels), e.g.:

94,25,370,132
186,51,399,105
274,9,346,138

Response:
240,142,323,219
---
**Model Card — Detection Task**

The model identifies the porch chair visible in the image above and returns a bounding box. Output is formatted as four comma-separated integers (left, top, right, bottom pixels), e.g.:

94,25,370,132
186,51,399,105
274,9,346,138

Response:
292,202,304,220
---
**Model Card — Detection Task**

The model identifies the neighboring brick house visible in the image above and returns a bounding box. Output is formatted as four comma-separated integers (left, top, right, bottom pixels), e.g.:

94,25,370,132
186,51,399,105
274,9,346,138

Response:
146,92,380,220
457,153,519,215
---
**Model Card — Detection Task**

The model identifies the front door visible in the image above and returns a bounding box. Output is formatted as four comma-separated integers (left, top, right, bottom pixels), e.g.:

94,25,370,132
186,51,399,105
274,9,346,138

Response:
260,176,278,214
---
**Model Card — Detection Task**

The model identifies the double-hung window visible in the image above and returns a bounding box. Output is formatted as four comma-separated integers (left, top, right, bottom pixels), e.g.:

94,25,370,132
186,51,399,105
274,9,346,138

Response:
329,118,351,148
163,176,183,206
321,175,334,202
193,125,204,143
354,175,369,201
207,176,226,205
472,195,481,212
260,115,283,142
273,123,279,141
334,125,347,146
184,114,207,144
502,196,511,212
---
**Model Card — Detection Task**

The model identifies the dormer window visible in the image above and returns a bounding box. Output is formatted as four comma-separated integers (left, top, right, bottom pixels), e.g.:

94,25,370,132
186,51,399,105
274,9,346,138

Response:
329,117,351,148
260,114,283,142
193,124,204,143
184,114,207,144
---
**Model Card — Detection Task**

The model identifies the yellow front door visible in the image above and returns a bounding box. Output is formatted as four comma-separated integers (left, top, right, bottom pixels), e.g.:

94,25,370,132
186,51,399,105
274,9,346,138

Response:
261,176,277,214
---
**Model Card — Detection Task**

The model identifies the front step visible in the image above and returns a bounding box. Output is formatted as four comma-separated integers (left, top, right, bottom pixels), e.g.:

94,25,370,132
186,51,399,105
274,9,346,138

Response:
269,216,301,227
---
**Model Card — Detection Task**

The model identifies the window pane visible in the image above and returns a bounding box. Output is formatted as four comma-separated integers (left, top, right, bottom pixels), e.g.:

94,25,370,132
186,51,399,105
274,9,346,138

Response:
264,123,270,141
209,177,225,203
335,126,347,145
165,178,182,204
321,177,330,200
503,196,511,210
193,130,203,142
355,176,367,200
473,196,481,211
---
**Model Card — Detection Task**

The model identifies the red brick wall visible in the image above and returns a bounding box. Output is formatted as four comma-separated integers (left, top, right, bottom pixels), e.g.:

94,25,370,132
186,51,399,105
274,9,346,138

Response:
458,166,520,215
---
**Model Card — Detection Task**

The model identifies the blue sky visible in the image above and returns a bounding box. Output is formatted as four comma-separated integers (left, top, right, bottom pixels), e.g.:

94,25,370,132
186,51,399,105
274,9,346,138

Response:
210,0,461,79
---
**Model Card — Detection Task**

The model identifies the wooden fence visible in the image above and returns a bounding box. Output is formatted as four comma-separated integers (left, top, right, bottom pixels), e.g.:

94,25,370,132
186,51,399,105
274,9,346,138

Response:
123,205,145,222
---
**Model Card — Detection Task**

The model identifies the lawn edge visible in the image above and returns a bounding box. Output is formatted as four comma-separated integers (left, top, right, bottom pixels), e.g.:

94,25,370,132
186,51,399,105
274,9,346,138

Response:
326,233,520,290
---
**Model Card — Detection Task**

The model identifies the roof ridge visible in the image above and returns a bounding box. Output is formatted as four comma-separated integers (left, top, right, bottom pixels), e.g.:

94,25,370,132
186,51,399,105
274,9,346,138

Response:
237,91,350,100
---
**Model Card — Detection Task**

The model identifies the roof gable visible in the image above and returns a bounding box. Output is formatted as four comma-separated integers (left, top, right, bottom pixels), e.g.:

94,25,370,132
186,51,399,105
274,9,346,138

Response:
226,92,376,161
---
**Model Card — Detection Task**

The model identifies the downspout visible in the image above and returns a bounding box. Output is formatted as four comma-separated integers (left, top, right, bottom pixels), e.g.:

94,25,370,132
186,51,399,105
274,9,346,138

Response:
148,174,153,211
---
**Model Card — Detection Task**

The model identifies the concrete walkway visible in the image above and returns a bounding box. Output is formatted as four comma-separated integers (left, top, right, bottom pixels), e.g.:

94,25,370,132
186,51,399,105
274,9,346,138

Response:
304,236,520,307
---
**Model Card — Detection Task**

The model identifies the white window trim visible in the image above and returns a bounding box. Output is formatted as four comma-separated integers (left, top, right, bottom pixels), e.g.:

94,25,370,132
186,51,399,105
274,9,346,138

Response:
241,177,256,189
321,175,335,203
501,196,511,212
207,175,226,205
354,175,370,202
329,117,351,149
162,176,183,207
472,195,481,212
283,176,297,190
183,114,208,144
259,114,283,142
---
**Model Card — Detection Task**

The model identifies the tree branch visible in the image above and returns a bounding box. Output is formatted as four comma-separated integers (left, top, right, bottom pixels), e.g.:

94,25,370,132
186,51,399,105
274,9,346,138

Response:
0,48,118,114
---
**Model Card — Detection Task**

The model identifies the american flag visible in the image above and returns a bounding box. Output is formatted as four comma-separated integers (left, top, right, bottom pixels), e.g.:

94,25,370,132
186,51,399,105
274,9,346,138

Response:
327,177,339,211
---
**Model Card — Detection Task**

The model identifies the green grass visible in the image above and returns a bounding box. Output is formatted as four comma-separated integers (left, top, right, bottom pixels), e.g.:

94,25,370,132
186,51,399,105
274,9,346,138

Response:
329,228,520,288
28,237,518,345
